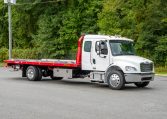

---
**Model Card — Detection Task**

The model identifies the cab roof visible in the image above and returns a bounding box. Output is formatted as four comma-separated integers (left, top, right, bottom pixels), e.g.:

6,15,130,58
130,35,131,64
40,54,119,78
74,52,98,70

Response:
84,34,133,42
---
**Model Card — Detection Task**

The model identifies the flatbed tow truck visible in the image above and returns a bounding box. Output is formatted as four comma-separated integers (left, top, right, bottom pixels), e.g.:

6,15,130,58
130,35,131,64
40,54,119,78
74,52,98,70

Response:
4,35,154,90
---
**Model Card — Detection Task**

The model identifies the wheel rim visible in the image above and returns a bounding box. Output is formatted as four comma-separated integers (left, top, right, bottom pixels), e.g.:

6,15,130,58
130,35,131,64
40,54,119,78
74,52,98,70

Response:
109,74,120,87
27,68,35,79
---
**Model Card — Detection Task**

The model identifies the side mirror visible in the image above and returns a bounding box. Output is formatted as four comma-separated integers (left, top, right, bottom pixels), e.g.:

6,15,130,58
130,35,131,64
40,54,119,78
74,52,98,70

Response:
100,41,108,55
96,41,100,55
95,41,108,56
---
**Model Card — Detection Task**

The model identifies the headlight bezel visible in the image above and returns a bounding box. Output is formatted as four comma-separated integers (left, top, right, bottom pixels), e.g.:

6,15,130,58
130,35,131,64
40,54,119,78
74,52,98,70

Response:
125,66,137,72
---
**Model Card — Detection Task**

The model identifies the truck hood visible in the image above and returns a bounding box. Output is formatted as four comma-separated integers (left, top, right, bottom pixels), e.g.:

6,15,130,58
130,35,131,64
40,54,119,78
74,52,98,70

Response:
113,55,153,65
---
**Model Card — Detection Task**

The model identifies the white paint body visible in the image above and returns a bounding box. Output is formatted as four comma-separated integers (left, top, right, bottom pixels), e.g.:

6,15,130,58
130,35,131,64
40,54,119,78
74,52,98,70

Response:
81,35,154,76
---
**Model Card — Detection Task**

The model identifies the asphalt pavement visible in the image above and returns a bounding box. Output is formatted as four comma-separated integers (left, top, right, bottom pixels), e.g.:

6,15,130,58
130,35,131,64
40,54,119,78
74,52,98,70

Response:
0,67,167,119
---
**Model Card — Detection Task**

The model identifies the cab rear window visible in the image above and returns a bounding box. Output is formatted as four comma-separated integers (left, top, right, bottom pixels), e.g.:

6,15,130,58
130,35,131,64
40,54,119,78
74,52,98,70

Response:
84,41,92,52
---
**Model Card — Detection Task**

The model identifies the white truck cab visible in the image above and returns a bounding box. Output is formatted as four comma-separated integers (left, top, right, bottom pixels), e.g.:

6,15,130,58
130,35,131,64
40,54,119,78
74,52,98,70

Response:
82,35,154,89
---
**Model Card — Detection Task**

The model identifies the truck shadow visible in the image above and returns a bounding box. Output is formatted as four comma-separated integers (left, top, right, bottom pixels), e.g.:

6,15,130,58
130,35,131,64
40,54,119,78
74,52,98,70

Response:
124,85,154,91
42,78,155,91
8,77,154,91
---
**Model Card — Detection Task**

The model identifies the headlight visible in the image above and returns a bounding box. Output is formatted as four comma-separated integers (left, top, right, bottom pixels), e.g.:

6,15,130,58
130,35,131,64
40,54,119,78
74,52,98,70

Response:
125,66,137,71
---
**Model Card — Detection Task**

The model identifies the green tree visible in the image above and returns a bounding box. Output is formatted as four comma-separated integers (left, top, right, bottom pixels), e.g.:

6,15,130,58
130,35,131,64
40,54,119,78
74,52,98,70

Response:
0,1,8,48
98,0,167,65
35,0,102,59
0,0,166,66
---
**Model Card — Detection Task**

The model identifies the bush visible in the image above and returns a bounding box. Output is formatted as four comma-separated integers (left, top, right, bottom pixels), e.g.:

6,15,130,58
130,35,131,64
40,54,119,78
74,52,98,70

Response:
0,48,8,62
0,48,40,62
12,49,40,59
155,66,167,74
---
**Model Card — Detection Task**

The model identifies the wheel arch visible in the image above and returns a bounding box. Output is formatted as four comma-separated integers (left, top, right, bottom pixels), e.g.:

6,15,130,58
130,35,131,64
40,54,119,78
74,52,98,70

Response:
104,65,124,83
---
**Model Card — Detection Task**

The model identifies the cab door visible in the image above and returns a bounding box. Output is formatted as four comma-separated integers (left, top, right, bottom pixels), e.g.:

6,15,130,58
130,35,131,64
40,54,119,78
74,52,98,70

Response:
82,40,93,70
91,40,110,71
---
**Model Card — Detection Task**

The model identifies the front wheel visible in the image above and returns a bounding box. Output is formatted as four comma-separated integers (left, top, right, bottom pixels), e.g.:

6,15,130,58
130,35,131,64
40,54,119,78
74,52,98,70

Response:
107,70,125,90
134,82,150,88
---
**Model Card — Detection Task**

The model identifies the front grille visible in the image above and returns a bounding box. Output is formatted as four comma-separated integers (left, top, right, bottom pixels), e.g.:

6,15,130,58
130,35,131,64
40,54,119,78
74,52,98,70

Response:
140,62,153,72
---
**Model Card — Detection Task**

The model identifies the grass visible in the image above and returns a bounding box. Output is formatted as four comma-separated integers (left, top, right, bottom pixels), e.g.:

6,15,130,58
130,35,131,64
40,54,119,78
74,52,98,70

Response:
0,62,4,67
155,66,167,75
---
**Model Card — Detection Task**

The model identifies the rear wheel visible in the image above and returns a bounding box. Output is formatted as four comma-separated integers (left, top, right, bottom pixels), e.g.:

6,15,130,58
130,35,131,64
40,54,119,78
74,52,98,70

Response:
134,82,150,88
26,66,42,81
107,70,125,90
37,67,42,81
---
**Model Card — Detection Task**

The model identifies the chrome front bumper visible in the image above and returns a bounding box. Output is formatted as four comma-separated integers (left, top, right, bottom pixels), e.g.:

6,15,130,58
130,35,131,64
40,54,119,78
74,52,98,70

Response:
124,73,154,83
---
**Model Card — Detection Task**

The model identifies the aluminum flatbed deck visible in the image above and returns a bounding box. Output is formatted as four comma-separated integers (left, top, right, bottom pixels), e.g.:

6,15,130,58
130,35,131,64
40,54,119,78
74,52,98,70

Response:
4,59,80,68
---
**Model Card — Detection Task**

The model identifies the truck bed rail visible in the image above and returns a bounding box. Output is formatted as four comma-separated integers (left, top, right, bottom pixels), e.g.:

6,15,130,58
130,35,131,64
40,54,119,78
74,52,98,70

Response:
4,59,80,68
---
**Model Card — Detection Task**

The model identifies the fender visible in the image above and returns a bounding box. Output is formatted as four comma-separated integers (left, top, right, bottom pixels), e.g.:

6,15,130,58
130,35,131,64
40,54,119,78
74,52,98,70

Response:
104,64,124,83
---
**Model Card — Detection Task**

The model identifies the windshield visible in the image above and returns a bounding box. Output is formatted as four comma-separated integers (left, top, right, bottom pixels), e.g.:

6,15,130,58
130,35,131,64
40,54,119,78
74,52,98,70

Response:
109,40,135,56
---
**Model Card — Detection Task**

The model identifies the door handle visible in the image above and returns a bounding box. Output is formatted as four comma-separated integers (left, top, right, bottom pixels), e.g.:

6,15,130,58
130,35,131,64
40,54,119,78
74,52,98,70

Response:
93,59,96,64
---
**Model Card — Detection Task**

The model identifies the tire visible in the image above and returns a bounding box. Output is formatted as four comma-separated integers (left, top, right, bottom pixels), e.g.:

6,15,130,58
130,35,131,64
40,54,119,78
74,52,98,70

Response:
50,76,63,80
37,67,42,81
134,82,150,88
26,66,42,81
107,70,125,90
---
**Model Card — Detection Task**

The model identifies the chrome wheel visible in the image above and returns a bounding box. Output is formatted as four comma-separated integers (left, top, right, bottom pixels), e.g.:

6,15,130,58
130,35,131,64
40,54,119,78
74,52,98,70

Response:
26,66,42,81
109,74,121,87
27,68,35,79
107,70,125,90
